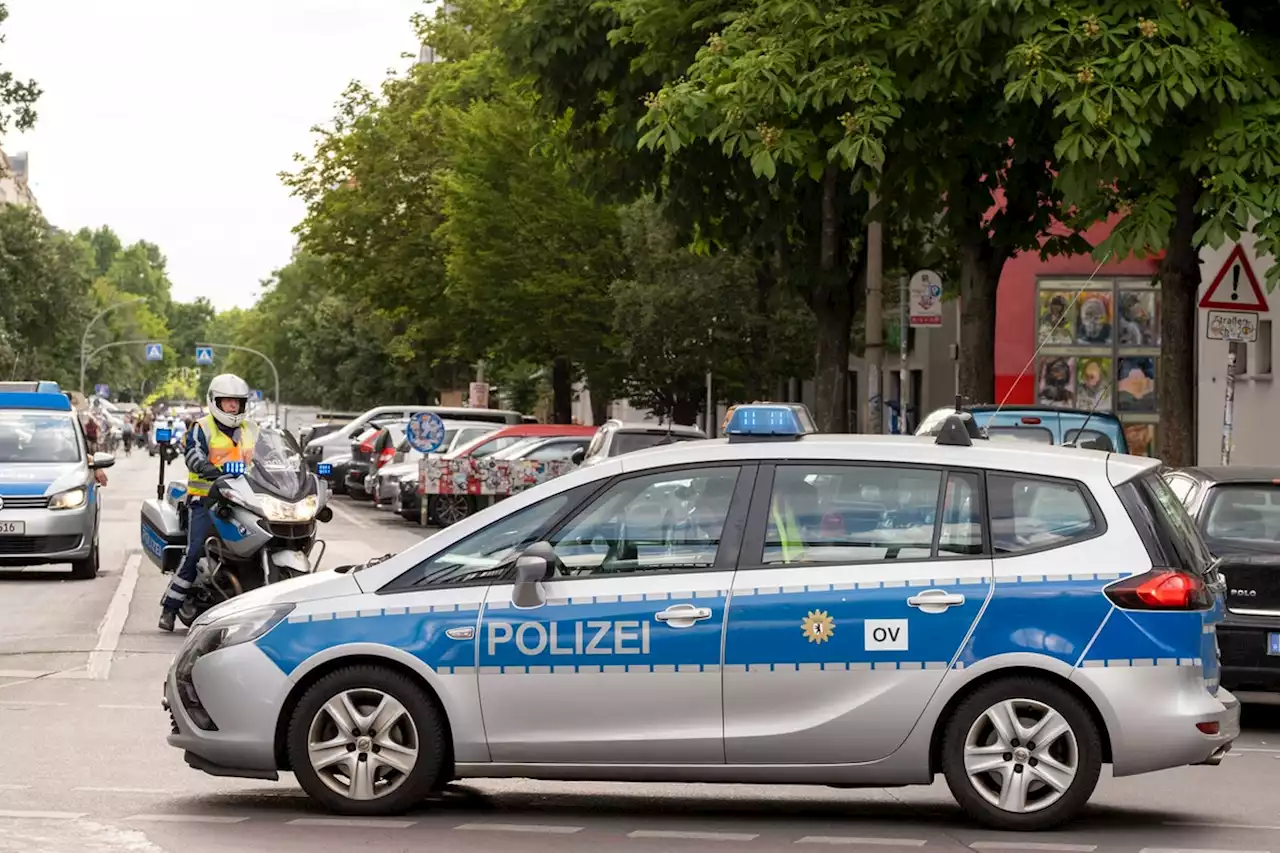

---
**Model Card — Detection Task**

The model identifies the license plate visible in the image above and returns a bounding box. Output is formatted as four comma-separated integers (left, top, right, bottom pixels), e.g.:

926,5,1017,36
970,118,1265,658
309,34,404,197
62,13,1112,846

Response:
1269,633,1280,656
0,521,25,535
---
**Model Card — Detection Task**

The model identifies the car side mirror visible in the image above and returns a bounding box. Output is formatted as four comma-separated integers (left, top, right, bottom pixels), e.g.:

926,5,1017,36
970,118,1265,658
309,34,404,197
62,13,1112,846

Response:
570,447,585,465
512,541,557,608
90,452,115,470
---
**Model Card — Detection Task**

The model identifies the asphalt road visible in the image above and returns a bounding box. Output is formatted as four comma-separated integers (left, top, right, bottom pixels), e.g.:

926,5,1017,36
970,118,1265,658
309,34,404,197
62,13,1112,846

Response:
1,455,1279,853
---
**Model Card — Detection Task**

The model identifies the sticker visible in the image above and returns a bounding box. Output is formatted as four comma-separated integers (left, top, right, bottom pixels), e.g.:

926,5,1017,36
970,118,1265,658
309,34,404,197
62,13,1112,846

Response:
801,610,835,644
864,619,908,651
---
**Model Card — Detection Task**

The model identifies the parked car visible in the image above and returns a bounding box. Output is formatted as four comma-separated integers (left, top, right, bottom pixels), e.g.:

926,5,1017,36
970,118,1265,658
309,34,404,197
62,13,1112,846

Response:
490,434,592,462
1164,466,1280,703
304,405,524,486
422,424,599,526
371,421,500,514
572,420,708,468
343,423,403,500
916,405,1129,453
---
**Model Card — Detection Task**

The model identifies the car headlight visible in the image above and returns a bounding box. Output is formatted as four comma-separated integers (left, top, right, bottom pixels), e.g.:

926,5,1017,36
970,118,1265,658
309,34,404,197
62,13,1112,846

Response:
177,604,294,679
49,487,87,510
259,494,317,522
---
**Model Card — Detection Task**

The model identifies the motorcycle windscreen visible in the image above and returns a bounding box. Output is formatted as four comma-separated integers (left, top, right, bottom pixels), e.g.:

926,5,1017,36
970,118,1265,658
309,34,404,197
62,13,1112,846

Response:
245,428,312,501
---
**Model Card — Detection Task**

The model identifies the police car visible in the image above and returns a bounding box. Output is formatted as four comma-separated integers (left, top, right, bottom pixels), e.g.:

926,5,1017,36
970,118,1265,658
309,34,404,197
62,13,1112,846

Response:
0,383,114,579
163,404,1237,830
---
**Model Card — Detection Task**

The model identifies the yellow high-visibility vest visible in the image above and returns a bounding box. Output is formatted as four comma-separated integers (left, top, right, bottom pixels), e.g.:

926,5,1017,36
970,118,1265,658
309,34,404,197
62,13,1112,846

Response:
770,497,803,563
187,416,258,498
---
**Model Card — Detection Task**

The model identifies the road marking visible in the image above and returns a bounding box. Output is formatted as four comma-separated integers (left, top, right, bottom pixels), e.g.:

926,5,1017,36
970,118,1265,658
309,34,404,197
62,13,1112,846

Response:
971,844,1095,852
287,818,416,829
0,670,57,679
1140,849,1271,853
798,838,929,846
74,786,176,795
0,809,87,820
628,830,761,842
0,784,30,790
126,814,250,824
88,553,140,680
1232,747,1280,754
0,699,66,706
455,822,584,834
328,500,370,530
1165,821,1280,831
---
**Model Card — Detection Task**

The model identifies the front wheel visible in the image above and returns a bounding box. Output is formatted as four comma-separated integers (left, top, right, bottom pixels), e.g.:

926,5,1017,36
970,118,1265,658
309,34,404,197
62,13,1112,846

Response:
69,527,99,580
941,678,1102,831
287,665,448,815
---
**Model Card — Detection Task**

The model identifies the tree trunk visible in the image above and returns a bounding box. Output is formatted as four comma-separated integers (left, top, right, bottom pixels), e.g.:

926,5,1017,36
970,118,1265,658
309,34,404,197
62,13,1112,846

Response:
671,396,700,427
1158,173,1202,466
746,260,775,400
551,357,573,424
588,385,610,426
811,166,852,432
956,237,1005,406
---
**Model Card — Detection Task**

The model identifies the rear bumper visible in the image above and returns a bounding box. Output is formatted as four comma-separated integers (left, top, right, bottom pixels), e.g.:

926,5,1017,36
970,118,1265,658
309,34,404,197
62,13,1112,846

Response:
1218,615,1280,696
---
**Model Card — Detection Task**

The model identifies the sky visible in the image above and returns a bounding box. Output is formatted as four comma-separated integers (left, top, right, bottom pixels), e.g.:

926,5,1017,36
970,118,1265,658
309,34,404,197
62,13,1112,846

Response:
3,0,429,310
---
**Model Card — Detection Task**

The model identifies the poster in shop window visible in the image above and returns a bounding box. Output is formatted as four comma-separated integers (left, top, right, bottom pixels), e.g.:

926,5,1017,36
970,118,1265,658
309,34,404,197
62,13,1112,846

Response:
1117,357,1157,412
1124,423,1157,457
1037,357,1076,407
1117,290,1160,347
1075,292,1114,346
1037,291,1074,345
1075,357,1112,412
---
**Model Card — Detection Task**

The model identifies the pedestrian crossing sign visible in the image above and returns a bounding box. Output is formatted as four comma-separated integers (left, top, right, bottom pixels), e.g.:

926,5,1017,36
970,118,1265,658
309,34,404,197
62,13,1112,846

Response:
145,343,164,361
195,346,214,366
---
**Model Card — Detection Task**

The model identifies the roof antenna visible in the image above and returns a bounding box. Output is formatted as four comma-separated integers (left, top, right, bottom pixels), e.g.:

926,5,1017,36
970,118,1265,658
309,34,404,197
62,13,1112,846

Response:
989,250,1114,424
1064,369,1114,450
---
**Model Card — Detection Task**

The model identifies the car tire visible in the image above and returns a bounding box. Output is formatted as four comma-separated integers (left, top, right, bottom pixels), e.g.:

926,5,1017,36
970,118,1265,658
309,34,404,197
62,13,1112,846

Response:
287,665,447,815
941,677,1102,831
70,526,100,580
432,495,470,527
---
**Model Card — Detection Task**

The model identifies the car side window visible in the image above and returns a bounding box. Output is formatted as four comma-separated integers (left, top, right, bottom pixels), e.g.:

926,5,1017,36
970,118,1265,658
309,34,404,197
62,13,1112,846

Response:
549,467,741,578
399,493,575,588
938,471,984,557
987,474,1098,555
762,465,945,566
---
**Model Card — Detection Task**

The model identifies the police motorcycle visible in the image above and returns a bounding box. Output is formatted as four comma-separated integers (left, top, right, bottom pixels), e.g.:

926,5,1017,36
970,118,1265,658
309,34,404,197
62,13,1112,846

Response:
140,425,334,627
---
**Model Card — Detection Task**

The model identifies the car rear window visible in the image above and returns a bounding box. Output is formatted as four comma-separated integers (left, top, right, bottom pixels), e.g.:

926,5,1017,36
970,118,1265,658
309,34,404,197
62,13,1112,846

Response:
1118,472,1214,574
987,426,1053,444
1203,485,1280,545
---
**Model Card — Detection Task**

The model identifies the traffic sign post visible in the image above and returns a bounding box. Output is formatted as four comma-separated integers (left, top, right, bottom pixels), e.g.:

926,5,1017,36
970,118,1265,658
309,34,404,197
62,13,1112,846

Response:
94,384,109,398
249,389,264,402
195,346,214,366
1200,244,1270,311
1206,310,1259,343
145,343,164,362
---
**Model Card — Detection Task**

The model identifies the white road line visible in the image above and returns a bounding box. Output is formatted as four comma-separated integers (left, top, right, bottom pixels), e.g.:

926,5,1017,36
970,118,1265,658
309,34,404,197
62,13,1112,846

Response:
287,818,416,829
455,823,584,834
0,809,87,820
87,553,141,680
628,830,761,842
972,844,1096,852
0,784,30,790
74,786,176,795
1165,821,1280,831
1140,848,1271,853
1232,747,1280,754
126,814,250,824
328,500,370,530
798,838,929,846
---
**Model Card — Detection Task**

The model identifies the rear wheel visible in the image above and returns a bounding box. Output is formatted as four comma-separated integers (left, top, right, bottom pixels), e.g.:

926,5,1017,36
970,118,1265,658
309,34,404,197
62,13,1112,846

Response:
287,665,447,815
941,678,1102,831
432,495,470,527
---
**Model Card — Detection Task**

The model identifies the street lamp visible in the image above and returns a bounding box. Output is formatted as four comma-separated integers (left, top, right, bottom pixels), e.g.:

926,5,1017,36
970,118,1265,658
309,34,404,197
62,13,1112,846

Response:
80,296,146,395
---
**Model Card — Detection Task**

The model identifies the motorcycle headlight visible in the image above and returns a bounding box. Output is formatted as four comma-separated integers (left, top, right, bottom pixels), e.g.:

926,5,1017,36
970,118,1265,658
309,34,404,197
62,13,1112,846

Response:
177,604,295,679
49,487,87,510
259,494,317,522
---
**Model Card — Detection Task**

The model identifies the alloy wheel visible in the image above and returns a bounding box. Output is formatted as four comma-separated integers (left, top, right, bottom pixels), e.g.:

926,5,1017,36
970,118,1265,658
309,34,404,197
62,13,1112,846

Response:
307,688,420,802
963,698,1079,814
434,495,469,526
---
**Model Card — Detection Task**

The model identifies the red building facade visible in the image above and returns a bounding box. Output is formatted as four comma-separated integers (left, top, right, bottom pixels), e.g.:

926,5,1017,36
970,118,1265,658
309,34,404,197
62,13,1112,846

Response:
994,216,1163,456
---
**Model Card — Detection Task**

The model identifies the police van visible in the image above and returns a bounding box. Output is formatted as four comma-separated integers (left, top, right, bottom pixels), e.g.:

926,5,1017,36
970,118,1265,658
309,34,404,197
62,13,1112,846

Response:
0,383,114,579
163,405,1237,830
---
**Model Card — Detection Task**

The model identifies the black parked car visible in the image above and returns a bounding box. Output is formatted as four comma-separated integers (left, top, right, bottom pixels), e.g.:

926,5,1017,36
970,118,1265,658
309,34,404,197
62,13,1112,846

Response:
1164,466,1280,703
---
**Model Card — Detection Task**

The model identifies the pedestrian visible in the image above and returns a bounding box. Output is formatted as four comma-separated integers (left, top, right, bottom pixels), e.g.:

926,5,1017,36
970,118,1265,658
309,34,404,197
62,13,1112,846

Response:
83,413,99,454
158,374,258,632
122,417,135,456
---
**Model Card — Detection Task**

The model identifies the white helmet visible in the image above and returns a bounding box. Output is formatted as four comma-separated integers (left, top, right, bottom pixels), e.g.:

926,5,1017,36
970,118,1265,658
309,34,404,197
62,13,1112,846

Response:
206,373,250,429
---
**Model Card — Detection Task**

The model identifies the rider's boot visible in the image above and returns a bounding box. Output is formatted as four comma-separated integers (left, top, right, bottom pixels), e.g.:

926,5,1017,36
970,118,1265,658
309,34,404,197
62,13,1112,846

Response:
158,610,176,632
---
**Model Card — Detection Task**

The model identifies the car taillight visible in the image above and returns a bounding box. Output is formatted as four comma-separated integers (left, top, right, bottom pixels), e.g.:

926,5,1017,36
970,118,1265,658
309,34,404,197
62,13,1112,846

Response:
360,436,376,453
1104,568,1212,610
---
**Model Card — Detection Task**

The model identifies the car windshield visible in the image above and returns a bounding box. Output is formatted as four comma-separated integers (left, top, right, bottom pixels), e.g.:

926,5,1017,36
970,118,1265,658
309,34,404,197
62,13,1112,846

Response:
245,428,309,498
1204,484,1280,545
0,411,81,463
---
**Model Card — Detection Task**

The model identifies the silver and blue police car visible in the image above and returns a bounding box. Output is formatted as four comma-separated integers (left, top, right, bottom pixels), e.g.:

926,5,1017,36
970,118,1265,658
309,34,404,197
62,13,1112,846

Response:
0,382,113,579
163,404,1238,830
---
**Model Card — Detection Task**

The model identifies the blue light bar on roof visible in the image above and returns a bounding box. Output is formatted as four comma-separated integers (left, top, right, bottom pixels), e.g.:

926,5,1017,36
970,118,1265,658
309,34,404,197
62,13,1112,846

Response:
0,392,72,412
724,403,818,440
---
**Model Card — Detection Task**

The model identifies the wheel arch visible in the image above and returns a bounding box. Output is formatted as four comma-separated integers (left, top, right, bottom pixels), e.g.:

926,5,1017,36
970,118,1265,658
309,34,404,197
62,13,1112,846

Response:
927,665,1114,775
272,647,456,775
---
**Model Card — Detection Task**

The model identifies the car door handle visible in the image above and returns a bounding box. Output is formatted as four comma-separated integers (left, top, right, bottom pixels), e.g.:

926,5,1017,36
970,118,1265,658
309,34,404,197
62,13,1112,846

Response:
655,604,713,627
907,589,966,614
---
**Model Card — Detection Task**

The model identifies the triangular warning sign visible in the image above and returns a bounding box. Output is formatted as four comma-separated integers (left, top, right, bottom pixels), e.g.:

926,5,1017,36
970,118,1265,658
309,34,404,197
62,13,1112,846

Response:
1201,244,1269,311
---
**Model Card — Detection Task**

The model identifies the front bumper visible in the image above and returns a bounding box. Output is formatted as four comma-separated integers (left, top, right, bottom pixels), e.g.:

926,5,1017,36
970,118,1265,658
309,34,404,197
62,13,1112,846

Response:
0,504,95,566
164,639,288,778
1218,613,1280,697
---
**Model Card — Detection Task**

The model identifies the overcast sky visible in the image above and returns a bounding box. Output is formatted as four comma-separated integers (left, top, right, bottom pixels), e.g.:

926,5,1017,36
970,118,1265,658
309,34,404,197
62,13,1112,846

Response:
3,0,428,310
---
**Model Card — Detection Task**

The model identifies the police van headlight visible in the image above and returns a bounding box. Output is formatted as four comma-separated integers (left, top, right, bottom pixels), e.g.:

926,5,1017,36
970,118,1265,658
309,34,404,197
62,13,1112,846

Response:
259,494,317,522
49,487,87,510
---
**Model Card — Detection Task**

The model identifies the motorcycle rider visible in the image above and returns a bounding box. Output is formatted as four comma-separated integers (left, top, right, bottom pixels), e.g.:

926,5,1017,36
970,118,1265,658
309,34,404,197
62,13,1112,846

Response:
158,374,258,632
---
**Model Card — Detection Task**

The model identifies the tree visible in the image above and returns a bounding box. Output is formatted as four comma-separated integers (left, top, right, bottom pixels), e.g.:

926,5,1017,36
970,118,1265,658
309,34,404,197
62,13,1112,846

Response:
0,3,39,137
1006,0,1280,464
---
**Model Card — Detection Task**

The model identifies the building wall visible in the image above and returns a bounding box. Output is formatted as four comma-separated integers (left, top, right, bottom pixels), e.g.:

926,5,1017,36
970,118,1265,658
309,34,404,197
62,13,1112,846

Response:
1196,235,1278,466
0,148,36,209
